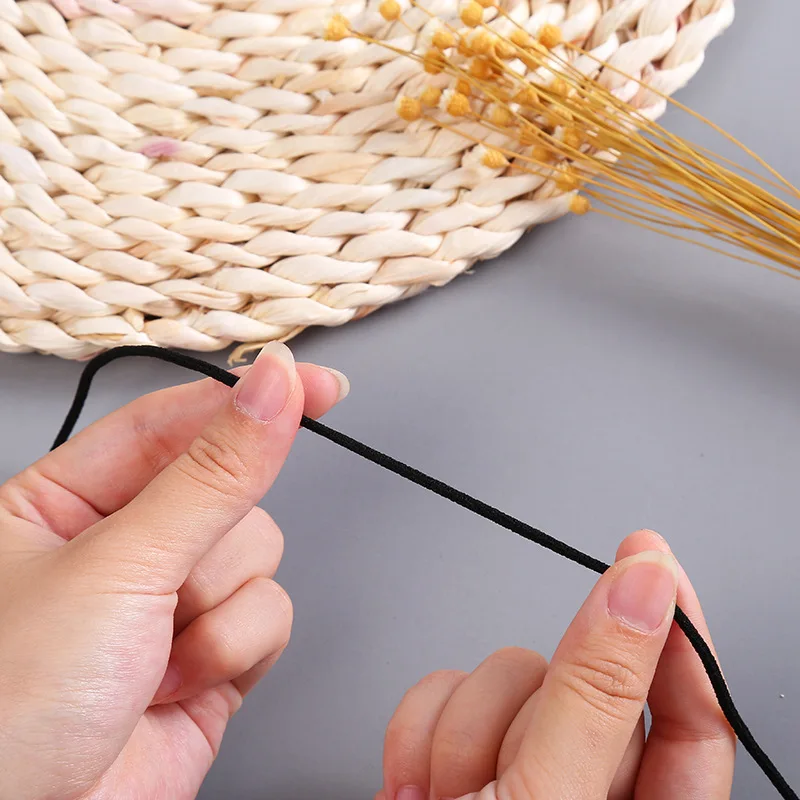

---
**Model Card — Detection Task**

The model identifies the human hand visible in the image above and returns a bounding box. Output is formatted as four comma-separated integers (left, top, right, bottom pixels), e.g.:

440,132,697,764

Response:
0,343,348,800
378,530,736,800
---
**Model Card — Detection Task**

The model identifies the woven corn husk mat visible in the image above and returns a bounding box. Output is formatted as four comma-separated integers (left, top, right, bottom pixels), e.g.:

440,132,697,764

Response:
0,0,734,360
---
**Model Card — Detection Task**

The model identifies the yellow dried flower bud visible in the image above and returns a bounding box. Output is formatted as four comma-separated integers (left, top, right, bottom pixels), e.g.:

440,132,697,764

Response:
396,96,422,121
324,14,350,41
547,108,573,127
471,31,494,55
538,23,563,49
481,147,509,169
489,104,514,127
455,78,472,97
476,0,495,7
519,126,539,146
562,128,583,150
550,78,568,97
519,51,542,71
544,112,562,130
432,29,455,49
555,165,579,191
468,57,492,79
379,0,401,21
460,1,483,28
457,37,473,57
420,86,442,107
494,38,516,60
531,145,551,163
510,29,532,48
569,195,591,215
513,86,538,107
446,90,471,116
423,49,446,74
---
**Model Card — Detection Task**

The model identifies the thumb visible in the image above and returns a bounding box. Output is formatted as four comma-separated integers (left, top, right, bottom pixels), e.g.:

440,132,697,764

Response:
67,341,304,593
500,551,679,800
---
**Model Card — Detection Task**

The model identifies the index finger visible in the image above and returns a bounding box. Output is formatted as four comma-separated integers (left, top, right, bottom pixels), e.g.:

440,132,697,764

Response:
0,361,347,539
66,343,307,592
499,550,679,799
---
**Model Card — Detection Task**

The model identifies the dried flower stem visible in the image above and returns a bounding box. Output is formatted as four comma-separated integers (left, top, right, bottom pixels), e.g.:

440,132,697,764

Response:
326,1,800,276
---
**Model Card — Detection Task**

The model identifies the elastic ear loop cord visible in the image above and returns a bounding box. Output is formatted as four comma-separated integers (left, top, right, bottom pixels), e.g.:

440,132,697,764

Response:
50,345,796,800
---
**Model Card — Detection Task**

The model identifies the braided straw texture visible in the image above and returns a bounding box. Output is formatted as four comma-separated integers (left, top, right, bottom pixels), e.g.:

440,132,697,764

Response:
0,0,733,360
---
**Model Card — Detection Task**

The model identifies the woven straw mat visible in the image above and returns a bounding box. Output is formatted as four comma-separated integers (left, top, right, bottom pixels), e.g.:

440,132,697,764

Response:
0,0,734,360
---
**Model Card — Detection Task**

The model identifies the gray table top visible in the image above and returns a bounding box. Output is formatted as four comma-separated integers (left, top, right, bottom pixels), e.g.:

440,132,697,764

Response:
2,4,799,798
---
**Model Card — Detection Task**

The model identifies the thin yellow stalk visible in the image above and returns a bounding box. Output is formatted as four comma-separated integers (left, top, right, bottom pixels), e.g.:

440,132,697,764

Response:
325,2,800,275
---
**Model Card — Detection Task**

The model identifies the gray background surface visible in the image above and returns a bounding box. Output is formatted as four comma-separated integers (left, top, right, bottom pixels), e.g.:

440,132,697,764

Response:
2,3,799,797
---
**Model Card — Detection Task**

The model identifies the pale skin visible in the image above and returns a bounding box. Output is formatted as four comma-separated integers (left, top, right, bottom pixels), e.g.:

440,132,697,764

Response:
377,529,737,800
0,342,736,800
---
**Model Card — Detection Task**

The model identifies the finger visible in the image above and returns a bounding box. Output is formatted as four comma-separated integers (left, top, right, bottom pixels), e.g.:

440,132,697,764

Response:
152,576,292,704
496,683,542,776
132,683,244,799
383,670,468,800
174,506,283,633
608,715,645,800
231,644,286,697
500,550,679,800
67,343,307,592
616,531,736,798
300,364,349,420
496,687,645,800
0,361,347,540
430,648,547,800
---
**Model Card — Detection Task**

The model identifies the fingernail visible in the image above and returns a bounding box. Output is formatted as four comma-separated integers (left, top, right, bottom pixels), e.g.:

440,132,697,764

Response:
607,551,678,633
396,788,425,800
154,662,182,703
235,341,296,421
324,367,350,402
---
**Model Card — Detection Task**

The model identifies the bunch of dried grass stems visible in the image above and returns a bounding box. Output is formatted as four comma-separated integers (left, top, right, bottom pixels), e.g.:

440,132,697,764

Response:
325,0,799,279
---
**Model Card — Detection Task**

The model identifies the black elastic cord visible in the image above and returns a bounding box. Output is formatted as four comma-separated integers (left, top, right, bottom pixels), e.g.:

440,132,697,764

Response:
51,345,797,799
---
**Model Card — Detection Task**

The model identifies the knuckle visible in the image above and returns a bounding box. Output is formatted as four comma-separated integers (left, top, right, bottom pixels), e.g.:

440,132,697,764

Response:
387,669,467,747
433,728,479,773
0,472,36,523
0,467,75,530
195,616,241,677
560,648,648,722
181,568,216,612
418,669,468,691
258,578,294,644
211,637,246,678
500,758,559,800
180,434,250,495
417,669,467,688
131,405,181,476
488,646,548,674
658,713,737,746
250,508,284,566
384,669,470,768
246,505,272,527
402,669,468,706
384,719,420,763
267,525,285,567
